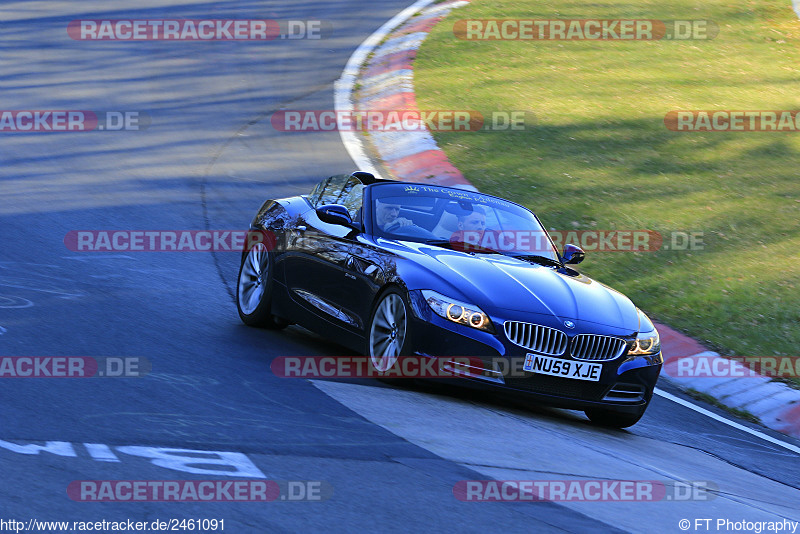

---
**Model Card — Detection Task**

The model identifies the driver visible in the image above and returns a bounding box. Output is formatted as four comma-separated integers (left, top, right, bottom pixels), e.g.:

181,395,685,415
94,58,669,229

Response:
452,206,499,252
457,206,487,232
376,200,413,231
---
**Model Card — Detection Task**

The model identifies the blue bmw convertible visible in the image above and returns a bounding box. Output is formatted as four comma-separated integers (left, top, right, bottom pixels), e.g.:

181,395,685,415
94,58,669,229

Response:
237,172,663,427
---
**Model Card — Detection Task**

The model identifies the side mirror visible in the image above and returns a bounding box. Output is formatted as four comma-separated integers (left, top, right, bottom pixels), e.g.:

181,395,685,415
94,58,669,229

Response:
316,204,359,231
562,243,585,265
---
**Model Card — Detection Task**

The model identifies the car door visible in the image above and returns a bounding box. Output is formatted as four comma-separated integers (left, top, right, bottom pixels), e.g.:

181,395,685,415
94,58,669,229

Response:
340,235,390,330
283,174,365,330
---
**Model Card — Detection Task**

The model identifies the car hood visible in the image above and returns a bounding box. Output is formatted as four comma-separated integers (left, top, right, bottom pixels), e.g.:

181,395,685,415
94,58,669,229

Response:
392,241,639,332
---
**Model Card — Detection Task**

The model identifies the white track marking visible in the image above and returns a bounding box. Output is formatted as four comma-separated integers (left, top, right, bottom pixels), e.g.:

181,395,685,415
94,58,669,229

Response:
313,380,800,530
654,387,800,455
334,0,439,177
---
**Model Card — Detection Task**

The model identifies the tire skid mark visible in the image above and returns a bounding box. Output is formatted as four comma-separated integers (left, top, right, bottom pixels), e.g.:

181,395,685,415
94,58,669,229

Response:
0,295,34,308
0,279,86,298
200,81,341,302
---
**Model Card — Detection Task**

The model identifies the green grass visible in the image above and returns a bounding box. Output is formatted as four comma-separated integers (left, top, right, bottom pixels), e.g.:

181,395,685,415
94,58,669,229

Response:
414,0,800,363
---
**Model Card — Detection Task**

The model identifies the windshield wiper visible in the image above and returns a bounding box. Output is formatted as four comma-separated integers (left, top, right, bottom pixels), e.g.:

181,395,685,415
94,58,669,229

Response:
511,254,563,267
423,241,559,266
422,239,458,250
423,239,504,254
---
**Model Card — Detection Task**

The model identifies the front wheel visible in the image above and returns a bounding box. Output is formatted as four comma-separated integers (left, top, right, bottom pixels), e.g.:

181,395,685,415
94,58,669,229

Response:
367,288,412,375
584,404,648,428
236,242,286,329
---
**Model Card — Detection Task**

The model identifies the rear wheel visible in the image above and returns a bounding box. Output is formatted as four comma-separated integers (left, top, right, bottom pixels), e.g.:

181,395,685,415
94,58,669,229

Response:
367,289,411,377
584,404,647,428
236,242,286,329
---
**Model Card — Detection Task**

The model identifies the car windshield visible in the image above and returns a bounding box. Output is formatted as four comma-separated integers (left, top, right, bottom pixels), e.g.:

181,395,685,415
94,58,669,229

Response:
309,174,365,220
370,183,559,261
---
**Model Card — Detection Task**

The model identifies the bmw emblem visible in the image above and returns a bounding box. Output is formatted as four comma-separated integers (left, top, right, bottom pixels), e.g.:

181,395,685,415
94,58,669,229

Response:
564,320,575,329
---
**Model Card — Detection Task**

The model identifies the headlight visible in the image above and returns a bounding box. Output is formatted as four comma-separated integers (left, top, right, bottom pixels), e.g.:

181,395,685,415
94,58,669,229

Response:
421,290,495,333
629,309,661,356
629,330,661,355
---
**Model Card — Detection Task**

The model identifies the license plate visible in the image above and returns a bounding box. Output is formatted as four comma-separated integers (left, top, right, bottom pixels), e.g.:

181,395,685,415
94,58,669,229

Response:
523,354,602,382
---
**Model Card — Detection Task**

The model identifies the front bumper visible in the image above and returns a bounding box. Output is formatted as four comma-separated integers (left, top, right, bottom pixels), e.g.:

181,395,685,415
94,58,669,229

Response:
407,292,662,411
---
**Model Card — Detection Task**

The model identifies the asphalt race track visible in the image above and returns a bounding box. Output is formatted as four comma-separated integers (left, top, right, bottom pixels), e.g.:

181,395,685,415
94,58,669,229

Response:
1,1,799,532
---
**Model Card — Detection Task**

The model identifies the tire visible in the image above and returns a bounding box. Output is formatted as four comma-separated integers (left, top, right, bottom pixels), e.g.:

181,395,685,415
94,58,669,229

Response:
236,242,286,329
366,288,413,379
584,404,648,429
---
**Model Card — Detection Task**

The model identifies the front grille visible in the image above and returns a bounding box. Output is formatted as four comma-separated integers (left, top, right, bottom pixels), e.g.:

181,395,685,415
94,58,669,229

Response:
504,321,567,356
503,374,610,401
570,334,628,362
